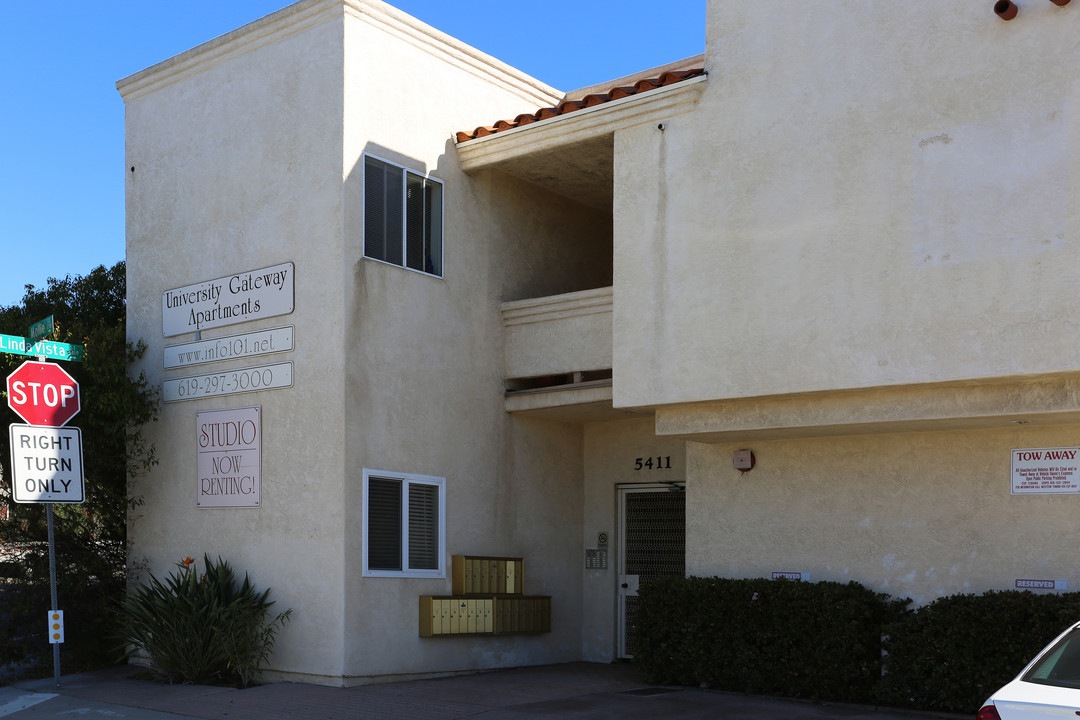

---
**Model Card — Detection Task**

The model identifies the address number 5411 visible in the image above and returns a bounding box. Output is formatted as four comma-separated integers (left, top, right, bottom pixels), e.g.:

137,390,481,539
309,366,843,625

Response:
634,456,672,470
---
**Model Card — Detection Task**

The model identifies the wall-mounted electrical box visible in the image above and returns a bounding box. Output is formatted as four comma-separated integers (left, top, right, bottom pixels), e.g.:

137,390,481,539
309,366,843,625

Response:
420,555,551,637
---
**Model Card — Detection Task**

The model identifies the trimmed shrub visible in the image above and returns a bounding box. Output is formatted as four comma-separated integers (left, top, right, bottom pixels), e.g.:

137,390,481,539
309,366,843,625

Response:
636,576,909,703
115,555,291,687
876,590,1080,713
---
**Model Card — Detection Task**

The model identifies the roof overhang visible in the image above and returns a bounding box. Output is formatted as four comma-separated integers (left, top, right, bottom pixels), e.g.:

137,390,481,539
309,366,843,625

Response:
454,75,707,209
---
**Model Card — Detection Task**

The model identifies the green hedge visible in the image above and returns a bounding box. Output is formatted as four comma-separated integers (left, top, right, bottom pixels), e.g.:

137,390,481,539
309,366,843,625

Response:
636,577,1080,714
636,576,908,703
876,590,1080,713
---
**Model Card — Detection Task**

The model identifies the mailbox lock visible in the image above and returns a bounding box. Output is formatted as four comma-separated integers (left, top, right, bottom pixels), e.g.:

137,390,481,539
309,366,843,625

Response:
621,582,629,589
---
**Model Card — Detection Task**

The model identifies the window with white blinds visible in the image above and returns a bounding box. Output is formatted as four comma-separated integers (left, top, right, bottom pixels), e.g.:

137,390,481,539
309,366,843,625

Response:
363,155,443,277
362,469,445,578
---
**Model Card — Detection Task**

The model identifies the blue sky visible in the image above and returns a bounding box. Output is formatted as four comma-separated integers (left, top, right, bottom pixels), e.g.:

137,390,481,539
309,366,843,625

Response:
0,1,704,309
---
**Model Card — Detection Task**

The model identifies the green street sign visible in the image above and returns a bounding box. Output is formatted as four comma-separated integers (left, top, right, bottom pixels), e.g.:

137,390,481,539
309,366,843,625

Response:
28,315,54,343
0,333,84,362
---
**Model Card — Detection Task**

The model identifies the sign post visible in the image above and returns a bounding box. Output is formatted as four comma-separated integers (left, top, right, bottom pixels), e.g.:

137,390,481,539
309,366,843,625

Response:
6,360,83,689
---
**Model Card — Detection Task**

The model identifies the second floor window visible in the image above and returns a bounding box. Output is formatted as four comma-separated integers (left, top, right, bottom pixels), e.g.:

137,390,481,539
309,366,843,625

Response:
364,155,443,277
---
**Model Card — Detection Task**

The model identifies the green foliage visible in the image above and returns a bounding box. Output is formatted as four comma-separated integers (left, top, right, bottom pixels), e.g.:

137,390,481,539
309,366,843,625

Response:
876,590,1080,713
115,555,292,687
636,577,1080,714
636,576,909,703
0,262,159,672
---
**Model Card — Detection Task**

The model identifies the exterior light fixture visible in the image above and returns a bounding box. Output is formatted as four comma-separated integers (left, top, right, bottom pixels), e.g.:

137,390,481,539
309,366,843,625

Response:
733,449,756,473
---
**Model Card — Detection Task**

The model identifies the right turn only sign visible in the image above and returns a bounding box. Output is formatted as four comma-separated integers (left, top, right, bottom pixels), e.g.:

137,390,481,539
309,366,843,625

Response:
8,424,85,503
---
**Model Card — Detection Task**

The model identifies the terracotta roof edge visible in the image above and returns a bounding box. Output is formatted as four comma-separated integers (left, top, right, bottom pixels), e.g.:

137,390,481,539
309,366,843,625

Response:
456,72,707,144
562,54,705,102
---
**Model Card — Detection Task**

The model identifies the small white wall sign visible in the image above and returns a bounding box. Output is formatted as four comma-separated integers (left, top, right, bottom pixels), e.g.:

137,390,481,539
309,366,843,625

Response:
1011,447,1080,495
162,362,293,403
197,406,261,509
771,571,810,582
162,262,293,337
164,326,294,369
1015,579,1067,591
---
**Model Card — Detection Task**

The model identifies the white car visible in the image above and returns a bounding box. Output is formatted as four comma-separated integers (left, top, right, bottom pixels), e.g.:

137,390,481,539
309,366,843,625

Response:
978,621,1080,719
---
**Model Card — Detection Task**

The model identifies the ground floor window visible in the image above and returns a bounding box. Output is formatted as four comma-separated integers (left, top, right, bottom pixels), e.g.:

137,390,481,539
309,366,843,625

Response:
362,468,445,578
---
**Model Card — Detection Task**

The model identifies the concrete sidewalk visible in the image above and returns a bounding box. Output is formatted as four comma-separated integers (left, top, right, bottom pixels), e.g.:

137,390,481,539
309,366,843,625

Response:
1,663,971,720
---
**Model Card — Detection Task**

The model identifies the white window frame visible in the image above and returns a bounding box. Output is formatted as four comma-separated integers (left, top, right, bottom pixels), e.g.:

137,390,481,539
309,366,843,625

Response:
362,153,445,278
362,468,446,578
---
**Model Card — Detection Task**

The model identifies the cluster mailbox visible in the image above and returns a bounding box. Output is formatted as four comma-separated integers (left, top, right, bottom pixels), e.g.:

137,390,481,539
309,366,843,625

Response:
419,555,551,637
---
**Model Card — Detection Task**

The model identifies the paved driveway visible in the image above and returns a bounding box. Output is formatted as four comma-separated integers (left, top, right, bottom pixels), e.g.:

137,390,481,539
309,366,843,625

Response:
2,662,970,720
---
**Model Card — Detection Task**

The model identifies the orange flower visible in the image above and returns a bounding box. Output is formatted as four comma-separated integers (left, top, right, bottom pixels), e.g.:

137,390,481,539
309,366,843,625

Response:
181,556,195,567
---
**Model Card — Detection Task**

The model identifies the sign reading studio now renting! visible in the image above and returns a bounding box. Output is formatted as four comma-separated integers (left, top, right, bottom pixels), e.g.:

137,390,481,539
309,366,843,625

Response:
1011,447,1080,494
162,262,294,337
197,406,261,509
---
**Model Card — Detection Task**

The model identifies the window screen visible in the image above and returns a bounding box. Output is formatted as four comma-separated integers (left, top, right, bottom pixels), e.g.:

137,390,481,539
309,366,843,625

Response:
408,483,439,570
364,157,404,267
367,477,402,571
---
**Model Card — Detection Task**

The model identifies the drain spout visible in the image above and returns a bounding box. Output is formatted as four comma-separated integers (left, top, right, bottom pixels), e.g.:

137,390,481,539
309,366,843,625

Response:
994,0,1018,19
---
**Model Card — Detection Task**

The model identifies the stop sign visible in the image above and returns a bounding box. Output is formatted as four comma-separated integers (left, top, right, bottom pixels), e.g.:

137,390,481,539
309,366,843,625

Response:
6,360,80,427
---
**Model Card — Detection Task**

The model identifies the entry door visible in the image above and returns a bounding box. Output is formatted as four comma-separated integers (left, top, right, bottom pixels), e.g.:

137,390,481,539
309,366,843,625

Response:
617,484,685,658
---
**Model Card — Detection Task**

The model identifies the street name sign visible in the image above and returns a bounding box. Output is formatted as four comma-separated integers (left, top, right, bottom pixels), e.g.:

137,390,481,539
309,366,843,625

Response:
0,333,84,362
28,316,54,343
9,424,85,504
6,360,81,427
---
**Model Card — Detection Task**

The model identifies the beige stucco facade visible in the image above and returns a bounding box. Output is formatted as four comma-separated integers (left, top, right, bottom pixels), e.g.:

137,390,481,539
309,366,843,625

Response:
122,0,1080,685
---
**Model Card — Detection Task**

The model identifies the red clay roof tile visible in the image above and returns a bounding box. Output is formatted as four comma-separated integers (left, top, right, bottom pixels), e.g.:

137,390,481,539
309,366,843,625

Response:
455,67,705,143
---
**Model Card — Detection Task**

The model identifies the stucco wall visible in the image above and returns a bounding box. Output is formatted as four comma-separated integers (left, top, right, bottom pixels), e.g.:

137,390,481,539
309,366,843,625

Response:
687,424,1080,605
122,0,596,683
614,0,1080,408
337,4,598,679
122,5,348,679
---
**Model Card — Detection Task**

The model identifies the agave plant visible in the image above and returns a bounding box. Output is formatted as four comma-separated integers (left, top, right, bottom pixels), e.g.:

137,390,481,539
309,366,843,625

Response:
115,555,291,686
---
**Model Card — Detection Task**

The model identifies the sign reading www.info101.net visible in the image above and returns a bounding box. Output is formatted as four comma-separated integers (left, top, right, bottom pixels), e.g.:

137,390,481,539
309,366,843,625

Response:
1012,447,1080,495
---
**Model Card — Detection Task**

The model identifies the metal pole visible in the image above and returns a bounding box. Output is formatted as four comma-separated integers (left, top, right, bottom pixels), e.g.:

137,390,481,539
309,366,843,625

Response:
47,502,60,688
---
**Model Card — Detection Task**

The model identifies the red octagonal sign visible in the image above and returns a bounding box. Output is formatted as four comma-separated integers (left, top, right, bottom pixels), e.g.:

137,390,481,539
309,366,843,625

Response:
6,360,80,427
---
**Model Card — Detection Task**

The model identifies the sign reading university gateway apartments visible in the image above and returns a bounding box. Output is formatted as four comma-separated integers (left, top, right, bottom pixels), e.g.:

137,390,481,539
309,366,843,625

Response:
162,262,294,337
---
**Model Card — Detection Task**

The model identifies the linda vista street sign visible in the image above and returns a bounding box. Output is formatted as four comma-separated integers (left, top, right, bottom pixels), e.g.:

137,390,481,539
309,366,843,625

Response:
0,333,84,362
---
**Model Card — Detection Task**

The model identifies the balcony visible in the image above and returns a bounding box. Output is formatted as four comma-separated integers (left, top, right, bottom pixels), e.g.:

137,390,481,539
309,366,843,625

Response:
502,287,619,420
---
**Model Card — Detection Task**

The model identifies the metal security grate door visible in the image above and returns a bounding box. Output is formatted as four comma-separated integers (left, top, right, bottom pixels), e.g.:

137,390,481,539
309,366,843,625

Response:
617,484,685,658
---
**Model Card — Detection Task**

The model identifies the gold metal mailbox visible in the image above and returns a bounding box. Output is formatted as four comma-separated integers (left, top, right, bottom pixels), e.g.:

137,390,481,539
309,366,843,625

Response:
419,595,549,637
452,555,524,595
422,555,548,637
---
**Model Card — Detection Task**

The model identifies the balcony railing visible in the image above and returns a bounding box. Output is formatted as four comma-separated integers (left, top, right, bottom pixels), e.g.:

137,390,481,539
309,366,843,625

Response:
501,286,612,386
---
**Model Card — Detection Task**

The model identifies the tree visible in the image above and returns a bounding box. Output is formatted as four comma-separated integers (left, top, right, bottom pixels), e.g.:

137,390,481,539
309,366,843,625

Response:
0,261,158,673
